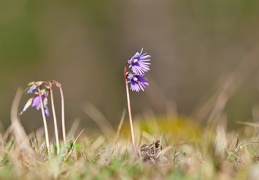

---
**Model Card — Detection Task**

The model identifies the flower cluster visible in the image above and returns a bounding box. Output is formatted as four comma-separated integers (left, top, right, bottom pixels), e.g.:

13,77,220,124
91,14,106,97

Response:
125,48,151,92
20,81,50,117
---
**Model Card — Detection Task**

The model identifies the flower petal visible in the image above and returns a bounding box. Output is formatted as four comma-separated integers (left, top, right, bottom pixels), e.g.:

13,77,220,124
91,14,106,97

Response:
128,49,151,74
20,98,33,115
128,73,149,92
27,84,37,94
44,107,50,117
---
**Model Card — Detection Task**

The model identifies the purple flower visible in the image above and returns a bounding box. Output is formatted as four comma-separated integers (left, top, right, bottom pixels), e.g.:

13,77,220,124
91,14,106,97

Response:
20,92,50,117
32,94,45,110
128,48,151,74
31,94,50,117
27,81,44,94
44,107,50,117
28,84,37,93
127,73,149,92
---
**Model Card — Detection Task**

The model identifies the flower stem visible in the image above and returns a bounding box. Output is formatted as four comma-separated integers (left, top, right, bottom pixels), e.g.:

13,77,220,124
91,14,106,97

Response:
53,80,66,145
124,67,136,152
39,90,50,153
49,83,60,154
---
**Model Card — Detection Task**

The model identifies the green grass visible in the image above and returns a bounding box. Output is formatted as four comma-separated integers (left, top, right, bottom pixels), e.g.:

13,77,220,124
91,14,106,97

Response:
2,76,259,180
1,114,259,180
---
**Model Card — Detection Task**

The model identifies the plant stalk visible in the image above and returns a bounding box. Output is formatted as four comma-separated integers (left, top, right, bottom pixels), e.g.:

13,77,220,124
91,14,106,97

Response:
53,81,66,145
49,84,60,154
39,90,50,153
124,67,136,152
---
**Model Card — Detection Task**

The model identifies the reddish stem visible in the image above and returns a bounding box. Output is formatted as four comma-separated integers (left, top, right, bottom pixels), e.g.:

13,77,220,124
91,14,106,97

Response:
124,66,136,153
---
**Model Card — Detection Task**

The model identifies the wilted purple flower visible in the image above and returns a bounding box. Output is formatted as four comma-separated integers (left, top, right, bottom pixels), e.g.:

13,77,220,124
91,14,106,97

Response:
27,81,44,93
20,92,50,117
28,84,37,93
31,94,50,117
127,73,149,92
44,107,50,117
128,48,151,74
32,94,44,109
31,94,44,110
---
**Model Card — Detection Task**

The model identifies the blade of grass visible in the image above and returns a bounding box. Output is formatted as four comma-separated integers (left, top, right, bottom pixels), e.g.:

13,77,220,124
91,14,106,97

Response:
113,109,126,148
83,103,115,138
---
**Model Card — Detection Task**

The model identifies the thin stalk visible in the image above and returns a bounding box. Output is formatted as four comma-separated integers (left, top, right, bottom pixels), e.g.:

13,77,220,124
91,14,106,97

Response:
49,84,60,154
124,67,136,152
53,81,66,145
59,85,66,145
113,109,126,148
39,91,50,153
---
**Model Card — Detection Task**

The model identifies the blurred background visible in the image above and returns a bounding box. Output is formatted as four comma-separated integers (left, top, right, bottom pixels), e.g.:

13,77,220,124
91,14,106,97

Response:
1,0,259,134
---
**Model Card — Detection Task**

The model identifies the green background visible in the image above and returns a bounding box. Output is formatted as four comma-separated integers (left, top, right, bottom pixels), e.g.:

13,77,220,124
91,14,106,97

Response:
1,0,259,132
